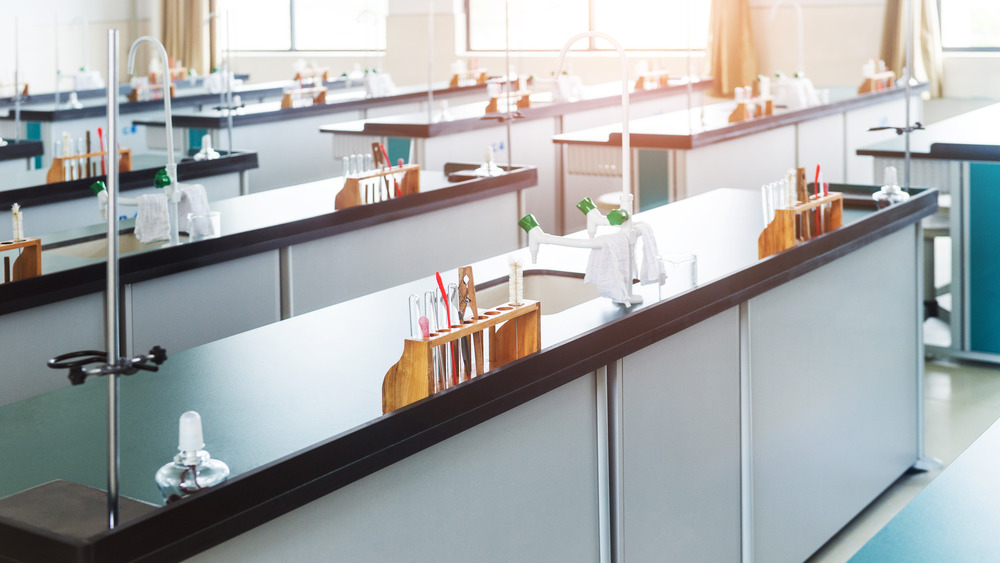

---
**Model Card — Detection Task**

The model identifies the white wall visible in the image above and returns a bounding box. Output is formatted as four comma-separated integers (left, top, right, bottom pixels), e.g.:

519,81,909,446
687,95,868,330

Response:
0,0,152,93
3,0,999,100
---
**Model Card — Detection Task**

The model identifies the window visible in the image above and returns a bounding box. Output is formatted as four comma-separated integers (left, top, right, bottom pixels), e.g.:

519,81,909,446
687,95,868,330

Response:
215,0,388,51
940,0,1000,50
467,0,710,51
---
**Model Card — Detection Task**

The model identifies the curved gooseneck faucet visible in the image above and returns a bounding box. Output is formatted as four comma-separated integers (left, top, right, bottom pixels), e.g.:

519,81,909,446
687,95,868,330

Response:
554,31,631,213
128,36,180,245
769,0,805,76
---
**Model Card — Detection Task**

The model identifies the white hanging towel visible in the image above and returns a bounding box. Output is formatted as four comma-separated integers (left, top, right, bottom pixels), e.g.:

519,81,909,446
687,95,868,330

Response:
177,184,212,237
134,193,170,243
584,231,632,305
634,222,663,285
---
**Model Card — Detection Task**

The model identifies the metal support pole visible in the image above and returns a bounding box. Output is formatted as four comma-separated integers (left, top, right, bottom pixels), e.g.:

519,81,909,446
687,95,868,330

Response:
105,28,122,529
904,0,913,192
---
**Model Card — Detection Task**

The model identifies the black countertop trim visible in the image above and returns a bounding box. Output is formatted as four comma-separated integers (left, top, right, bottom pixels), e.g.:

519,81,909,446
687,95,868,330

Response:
12,185,936,563
0,140,44,162
0,152,259,209
858,141,1000,162
554,84,930,150
0,166,538,317
132,83,492,129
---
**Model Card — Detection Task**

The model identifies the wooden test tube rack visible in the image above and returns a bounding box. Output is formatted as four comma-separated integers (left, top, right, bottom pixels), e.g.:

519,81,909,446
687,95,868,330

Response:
382,300,540,413
128,82,176,102
334,163,421,210
758,192,843,259
485,90,531,114
634,70,670,90
46,148,132,184
450,69,488,87
858,71,896,94
1,238,42,283
280,87,327,108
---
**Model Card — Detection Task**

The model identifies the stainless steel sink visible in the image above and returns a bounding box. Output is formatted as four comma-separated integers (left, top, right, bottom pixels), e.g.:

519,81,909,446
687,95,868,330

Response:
476,270,601,315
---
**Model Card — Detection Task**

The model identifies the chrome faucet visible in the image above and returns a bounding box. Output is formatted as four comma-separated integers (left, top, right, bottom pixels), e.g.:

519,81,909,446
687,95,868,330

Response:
515,32,658,307
126,36,181,245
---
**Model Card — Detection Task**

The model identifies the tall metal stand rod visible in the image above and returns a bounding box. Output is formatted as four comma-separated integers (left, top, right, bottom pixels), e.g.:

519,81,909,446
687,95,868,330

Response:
105,28,122,530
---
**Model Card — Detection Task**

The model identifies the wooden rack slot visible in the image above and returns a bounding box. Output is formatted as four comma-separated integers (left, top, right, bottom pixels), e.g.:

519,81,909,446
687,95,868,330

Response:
335,163,421,210
758,192,843,259
382,300,541,413
1,238,42,283
46,148,132,184
280,87,327,109
128,82,176,102
858,71,896,94
485,90,531,114
149,67,188,84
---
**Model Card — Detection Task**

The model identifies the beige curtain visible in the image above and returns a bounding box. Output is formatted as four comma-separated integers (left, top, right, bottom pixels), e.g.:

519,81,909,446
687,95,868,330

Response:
161,0,210,76
706,0,758,98
881,0,944,98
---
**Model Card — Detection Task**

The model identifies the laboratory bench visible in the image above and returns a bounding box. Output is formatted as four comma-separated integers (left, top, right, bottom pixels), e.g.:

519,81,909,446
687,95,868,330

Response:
132,81,495,192
0,182,935,562
0,77,296,161
553,83,928,230
0,150,258,234
857,102,1000,363
319,78,712,235
0,164,537,405
0,139,43,176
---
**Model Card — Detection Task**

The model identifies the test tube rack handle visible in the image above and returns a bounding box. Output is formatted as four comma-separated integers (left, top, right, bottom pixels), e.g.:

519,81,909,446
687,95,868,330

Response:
334,163,421,210
758,192,843,259
382,300,541,413
728,102,751,123
858,71,896,94
1,237,42,283
46,148,132,184
634,70,670,90
280,86,327,109
127,82,176,102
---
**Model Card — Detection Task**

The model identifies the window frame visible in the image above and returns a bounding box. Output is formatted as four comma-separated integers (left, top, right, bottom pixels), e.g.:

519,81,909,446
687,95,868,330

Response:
938,0,1000,53
463,0,709,53
217,0,389,53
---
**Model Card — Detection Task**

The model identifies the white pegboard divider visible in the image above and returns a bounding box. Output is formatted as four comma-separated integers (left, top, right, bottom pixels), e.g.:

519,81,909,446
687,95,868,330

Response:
331,134,382,160
567,145,622,177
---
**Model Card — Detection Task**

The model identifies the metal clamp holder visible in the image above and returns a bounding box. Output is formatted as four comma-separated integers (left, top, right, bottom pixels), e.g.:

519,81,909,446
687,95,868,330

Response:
48,347,167,385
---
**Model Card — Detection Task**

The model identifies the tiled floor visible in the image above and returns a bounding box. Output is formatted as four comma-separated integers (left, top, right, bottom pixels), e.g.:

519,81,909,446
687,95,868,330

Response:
807,359,1000,562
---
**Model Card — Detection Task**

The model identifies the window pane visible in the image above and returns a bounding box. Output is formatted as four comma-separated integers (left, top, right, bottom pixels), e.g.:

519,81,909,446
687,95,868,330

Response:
294,0,388,51
468,0,589,51
595,0,709,50
941,0,1000,48
216,0,291,50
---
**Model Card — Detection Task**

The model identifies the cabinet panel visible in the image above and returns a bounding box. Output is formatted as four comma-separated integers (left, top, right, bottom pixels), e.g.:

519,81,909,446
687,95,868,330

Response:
622,307,742,562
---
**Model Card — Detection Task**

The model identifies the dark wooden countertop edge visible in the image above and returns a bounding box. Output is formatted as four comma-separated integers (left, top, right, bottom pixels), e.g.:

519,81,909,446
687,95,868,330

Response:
329,81,715,139
554,83,930,150
0,152,260,209
0,167,538,317
132,83,491,129
21,187,937,563
0,140,44,161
